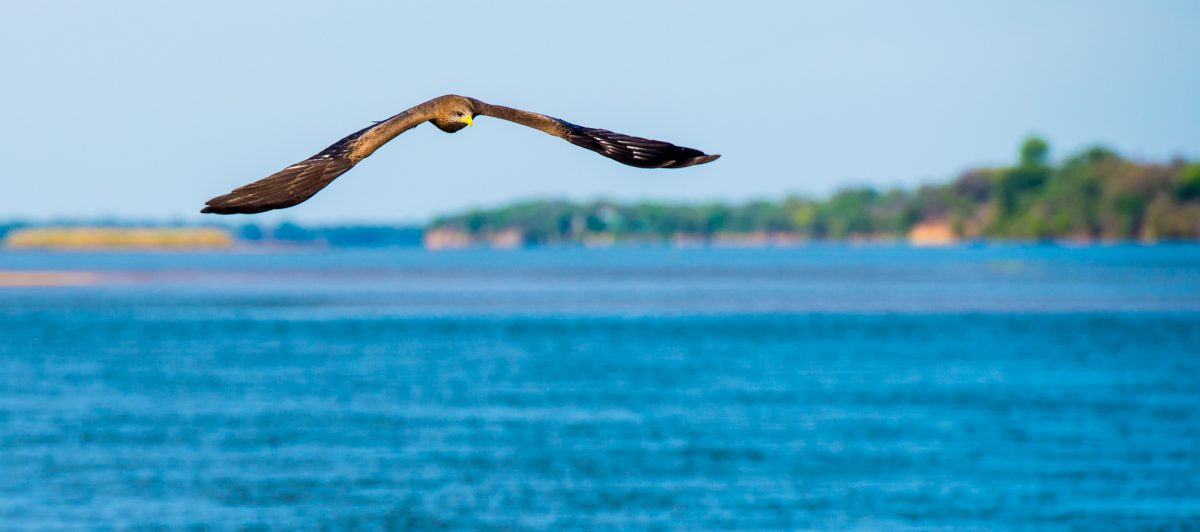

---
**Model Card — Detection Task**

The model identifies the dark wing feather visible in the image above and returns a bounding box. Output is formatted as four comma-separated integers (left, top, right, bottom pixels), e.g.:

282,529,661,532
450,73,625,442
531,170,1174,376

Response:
201,98,435,215
473,102,719,169
201,126,369,215
559,121,720,169
201,156,355,214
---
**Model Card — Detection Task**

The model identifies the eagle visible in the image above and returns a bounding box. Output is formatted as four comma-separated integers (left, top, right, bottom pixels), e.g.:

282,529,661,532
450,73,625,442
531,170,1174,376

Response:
201,94,720,214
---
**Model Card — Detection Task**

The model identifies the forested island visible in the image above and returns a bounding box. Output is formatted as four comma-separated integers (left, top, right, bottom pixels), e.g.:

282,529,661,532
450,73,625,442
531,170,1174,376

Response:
3,138,1198,249
427,138,1200,247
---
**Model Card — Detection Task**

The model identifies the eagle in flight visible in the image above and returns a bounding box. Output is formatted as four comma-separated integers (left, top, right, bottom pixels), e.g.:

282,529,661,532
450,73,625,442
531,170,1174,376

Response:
202,94,720,214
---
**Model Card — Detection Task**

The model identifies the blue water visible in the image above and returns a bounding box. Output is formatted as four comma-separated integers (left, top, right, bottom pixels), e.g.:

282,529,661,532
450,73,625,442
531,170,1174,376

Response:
1,245,1198,529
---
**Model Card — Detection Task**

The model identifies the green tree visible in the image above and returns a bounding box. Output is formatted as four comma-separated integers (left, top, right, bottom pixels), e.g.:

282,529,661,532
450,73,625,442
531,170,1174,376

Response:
1175,164,1200,201
1020,136,1049,167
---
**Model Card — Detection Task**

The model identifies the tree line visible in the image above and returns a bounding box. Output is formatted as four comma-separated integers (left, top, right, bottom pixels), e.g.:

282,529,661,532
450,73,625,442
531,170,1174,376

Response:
429,138,1200,243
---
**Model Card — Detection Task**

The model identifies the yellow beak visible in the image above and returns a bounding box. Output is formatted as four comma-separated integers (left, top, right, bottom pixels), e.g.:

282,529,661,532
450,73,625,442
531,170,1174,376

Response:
462,114,474,127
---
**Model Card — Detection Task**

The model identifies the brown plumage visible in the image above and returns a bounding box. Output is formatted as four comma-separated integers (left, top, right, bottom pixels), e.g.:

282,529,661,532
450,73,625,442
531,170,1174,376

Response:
201,94,719,215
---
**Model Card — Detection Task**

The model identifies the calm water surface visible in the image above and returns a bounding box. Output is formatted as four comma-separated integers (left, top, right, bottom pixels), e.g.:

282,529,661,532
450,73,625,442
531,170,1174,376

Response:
1,245,1198,529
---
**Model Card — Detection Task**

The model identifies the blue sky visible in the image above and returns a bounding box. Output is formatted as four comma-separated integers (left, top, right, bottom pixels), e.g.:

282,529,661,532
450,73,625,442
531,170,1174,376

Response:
2,1,1197,223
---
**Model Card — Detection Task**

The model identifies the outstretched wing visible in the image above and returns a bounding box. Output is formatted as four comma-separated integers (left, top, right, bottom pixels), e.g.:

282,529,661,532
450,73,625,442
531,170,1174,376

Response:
202,104,430,215
558,121,720,169
475,102,720,169
201,121,378,215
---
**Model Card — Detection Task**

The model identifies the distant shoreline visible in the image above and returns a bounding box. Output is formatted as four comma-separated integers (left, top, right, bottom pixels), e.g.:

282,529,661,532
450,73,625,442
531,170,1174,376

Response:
2,227,1195,253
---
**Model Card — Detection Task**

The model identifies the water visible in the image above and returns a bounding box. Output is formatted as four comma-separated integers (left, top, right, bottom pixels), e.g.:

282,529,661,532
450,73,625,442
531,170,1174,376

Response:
1,245,1198,529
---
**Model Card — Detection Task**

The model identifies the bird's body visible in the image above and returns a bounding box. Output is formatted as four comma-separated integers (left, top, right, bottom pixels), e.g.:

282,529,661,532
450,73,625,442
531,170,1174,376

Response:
202,94,719,215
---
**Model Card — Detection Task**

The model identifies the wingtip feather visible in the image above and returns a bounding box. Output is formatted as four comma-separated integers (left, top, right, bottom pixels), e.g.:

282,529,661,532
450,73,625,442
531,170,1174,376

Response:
669,153,720,168
200,204,235,215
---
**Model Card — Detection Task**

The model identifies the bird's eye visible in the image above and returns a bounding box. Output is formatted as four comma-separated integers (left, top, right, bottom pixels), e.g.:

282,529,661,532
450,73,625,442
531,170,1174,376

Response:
455,111,464,117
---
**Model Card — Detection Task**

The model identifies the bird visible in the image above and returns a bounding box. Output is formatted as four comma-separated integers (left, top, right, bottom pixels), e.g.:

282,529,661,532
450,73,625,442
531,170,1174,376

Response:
201,94,720,214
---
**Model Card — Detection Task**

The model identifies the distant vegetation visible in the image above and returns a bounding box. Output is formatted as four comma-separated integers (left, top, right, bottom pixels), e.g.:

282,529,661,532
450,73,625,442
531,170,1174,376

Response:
429,138,1200,244
4,227,232,249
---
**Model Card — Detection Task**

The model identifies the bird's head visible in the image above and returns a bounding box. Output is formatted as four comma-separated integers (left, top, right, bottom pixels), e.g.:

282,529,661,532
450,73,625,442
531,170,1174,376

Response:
431,95,477,133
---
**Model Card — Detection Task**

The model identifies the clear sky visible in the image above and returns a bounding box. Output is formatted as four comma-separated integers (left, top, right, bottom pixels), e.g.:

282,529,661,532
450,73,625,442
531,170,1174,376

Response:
2,1,1197,223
